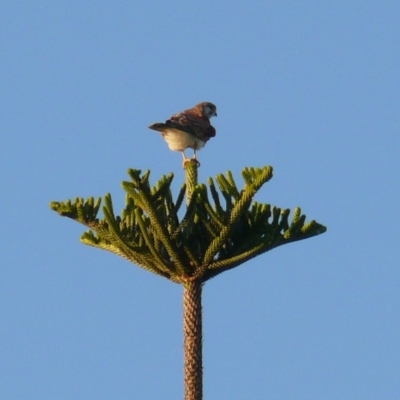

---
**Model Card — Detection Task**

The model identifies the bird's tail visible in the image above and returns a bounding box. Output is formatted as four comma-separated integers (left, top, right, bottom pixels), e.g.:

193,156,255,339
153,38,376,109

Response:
148,123,167,132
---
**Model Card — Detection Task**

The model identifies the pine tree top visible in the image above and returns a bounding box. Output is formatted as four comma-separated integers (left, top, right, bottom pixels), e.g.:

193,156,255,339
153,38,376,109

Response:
50,162,326,285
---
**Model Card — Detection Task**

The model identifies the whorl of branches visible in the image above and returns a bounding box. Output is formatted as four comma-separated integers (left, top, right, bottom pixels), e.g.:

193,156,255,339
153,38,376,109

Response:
50,162,326,284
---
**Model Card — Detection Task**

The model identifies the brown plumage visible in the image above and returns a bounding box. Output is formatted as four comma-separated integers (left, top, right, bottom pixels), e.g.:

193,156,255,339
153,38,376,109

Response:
148,102,217,164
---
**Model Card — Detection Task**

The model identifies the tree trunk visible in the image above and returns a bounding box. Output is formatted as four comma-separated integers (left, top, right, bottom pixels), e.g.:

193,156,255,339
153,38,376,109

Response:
183,280,203,400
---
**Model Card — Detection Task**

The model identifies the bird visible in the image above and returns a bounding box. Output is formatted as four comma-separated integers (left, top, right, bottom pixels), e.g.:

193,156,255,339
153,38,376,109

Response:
148,102,217,166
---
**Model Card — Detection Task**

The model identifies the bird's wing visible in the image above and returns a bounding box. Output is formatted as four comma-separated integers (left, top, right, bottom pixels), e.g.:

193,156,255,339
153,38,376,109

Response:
169,109,215,141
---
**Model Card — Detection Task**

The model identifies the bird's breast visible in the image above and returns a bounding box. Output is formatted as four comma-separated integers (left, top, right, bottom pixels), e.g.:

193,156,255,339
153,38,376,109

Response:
161,129,205,152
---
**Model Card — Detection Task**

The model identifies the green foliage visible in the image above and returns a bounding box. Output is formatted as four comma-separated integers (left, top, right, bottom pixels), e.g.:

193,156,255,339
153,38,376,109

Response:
50,162,326,284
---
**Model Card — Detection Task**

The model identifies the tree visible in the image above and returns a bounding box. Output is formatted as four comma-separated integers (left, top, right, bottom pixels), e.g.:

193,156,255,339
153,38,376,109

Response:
50,160,326,400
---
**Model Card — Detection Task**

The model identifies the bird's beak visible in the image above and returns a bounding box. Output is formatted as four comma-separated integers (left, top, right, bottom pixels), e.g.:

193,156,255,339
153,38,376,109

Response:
214,112,218,117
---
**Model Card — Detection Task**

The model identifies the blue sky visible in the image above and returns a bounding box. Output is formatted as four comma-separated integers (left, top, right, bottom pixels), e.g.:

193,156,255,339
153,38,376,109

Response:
1,1,399,399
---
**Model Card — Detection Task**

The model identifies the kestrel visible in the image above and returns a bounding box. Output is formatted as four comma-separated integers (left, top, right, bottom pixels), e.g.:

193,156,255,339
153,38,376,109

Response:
148,102,217,165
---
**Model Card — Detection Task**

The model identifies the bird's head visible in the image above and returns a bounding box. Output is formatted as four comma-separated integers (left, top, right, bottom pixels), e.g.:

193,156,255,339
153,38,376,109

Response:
197,102,217,119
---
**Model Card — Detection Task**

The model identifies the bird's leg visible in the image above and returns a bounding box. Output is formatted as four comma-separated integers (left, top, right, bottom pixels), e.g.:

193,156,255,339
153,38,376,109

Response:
191,149,201,166
182,151,190,168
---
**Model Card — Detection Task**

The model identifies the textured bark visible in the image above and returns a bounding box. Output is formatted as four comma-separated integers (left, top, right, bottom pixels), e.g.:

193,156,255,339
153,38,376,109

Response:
183,280,203,400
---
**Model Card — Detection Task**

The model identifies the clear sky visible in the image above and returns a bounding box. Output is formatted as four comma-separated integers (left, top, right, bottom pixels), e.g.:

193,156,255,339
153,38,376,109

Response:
1,1,399,399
